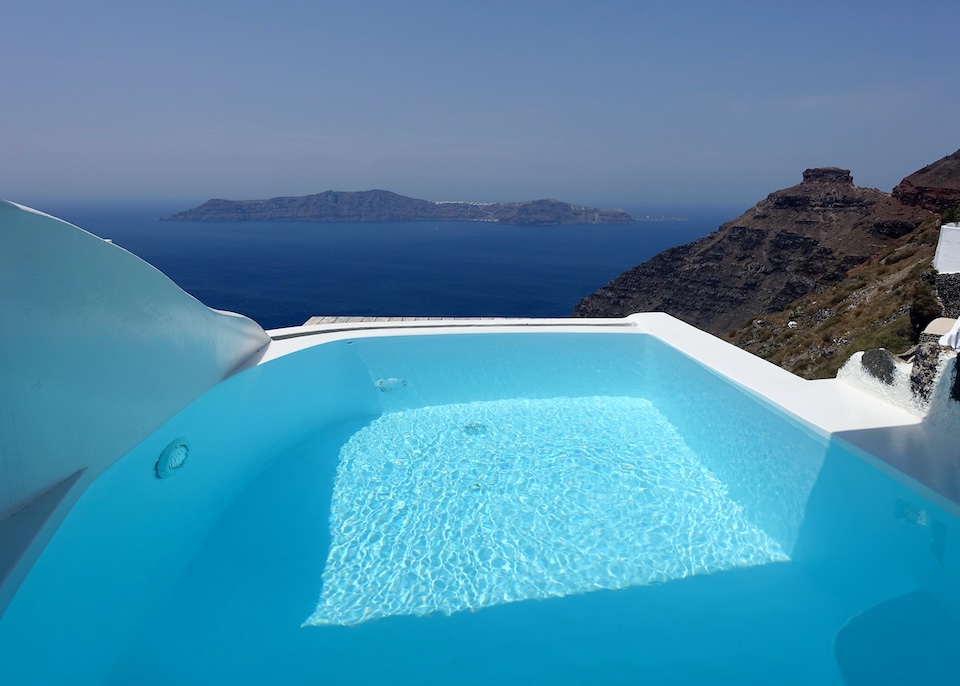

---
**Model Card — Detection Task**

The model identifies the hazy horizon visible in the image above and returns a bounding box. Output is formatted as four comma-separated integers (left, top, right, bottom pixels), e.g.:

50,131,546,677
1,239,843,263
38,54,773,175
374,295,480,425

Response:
4,1,958,212
28,196,755,231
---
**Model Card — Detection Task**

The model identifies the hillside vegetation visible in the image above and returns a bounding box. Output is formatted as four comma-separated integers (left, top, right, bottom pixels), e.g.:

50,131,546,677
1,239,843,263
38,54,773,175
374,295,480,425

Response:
725,215,942,378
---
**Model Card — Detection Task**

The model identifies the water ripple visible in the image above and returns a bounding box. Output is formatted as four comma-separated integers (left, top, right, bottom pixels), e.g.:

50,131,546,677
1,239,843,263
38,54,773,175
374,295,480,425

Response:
306,396,788,627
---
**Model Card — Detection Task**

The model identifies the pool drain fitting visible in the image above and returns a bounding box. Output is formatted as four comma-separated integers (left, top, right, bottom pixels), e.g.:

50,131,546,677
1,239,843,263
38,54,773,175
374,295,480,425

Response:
463,422,488,436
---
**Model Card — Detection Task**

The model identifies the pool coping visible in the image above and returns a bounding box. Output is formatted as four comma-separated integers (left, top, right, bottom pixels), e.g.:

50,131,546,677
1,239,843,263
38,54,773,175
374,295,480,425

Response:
263,313,960,517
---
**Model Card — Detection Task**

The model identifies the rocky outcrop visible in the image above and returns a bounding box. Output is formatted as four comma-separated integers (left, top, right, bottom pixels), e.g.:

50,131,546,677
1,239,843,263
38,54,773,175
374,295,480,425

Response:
952,362,960,403
892,149,960,213
909,342,942,403
862,348,898,385
574,168,931,334
167,190,636,225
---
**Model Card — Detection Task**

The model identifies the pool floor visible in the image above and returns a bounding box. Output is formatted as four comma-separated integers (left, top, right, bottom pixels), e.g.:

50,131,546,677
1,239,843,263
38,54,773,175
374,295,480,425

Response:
103,416,862,685
310,396,788,627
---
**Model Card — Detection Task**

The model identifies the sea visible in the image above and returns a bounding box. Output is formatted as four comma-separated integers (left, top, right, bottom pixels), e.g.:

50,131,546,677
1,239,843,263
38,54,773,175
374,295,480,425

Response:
48,204,741,330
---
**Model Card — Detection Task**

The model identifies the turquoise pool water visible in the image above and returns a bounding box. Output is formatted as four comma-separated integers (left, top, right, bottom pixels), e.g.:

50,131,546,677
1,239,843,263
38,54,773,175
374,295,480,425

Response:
309,396,788,627
1,333,958,684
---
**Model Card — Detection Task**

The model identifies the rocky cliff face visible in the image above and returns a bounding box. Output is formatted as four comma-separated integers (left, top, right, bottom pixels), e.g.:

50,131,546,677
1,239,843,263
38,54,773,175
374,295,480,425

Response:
167,190,636,225
573,168,931,334
892,149,960,213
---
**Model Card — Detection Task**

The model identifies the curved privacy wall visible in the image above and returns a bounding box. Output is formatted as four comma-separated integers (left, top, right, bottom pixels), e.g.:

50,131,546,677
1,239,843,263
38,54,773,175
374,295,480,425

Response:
0,201,269,606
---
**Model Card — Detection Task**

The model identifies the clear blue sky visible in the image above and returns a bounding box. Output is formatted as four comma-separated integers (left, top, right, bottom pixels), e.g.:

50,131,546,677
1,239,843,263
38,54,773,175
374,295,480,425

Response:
3,0,958,210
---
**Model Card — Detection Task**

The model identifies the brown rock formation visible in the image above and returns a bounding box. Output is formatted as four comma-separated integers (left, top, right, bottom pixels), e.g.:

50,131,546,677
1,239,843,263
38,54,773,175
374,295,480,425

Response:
892,149,960,213
573,168,931,334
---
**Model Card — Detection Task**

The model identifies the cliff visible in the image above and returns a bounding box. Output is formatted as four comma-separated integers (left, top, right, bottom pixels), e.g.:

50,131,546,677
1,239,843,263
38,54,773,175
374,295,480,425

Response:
574,168,931,335
167,190,636,225
892,149,960,213
725,149,960,378
725,215,941,378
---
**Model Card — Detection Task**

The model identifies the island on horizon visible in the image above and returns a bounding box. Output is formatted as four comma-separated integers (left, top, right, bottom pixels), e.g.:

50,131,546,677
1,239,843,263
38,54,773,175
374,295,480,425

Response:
165,189,682,225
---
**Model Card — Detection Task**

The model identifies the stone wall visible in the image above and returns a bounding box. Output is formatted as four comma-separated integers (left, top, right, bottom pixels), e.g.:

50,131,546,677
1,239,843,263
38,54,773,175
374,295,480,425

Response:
936,273,960,318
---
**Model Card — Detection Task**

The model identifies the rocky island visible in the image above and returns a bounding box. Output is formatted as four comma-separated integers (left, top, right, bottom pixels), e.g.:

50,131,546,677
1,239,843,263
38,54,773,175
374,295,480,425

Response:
167,190,637,225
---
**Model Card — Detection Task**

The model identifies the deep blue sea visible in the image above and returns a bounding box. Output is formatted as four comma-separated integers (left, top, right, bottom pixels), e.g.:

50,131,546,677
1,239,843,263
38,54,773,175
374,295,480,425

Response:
50,204,738,330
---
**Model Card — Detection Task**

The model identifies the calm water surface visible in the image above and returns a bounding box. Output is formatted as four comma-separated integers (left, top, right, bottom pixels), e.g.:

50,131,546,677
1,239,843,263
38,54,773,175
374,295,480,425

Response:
53,205,736,329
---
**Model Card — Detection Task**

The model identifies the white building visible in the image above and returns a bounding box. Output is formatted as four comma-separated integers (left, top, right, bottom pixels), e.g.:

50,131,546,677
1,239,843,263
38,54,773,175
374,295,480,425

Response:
933,222,960,274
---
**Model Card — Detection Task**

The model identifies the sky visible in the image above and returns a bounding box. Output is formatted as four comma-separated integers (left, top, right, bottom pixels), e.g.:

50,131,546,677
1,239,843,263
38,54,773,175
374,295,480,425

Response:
2,0,959,211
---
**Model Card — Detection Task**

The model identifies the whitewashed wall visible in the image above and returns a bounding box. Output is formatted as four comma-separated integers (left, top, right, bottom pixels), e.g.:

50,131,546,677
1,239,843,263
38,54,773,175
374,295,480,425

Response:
0,201,270,522
934,223,960,274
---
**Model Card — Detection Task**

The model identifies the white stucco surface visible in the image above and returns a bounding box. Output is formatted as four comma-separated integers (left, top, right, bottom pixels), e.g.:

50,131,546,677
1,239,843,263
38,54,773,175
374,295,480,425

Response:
940,317,960,350
0,201,270,523
934,223,960,273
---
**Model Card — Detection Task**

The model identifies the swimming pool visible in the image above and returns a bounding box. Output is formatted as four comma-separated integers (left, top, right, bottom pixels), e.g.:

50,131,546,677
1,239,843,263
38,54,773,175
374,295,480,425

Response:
1,329,958,684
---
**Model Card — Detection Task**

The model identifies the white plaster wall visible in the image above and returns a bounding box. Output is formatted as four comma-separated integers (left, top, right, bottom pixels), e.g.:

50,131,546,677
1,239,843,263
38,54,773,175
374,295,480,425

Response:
0,201,270,521
934,223,960,274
